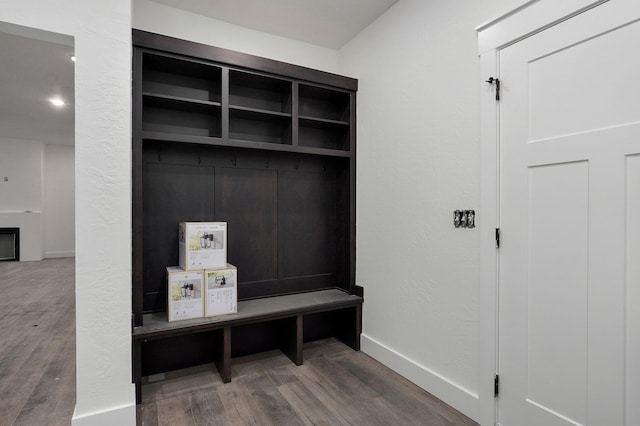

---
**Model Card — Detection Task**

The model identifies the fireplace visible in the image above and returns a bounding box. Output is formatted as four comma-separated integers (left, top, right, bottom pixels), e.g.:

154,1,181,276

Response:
0,228,20,261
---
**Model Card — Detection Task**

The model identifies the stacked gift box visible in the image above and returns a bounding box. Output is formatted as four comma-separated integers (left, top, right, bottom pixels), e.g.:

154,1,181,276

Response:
167,222,237,322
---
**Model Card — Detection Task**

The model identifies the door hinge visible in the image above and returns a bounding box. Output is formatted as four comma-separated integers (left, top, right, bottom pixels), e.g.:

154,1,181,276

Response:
494,374,500,397
495,228,501,248
486,77,500,101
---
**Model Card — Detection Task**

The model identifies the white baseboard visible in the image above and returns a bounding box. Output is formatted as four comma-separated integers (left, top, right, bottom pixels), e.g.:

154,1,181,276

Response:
45,250,75,258
72,402,136,426
361,333,480,423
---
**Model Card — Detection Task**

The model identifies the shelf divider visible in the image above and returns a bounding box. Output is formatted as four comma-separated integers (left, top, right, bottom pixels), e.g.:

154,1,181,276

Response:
221,67,230,140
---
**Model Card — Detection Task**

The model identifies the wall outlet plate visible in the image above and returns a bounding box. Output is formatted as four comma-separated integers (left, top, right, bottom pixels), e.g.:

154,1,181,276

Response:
454,209,475,228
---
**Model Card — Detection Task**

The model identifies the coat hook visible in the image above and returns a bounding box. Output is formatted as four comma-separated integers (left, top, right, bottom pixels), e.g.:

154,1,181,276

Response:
295,158,300,170
265,157,270,168
231,154,237,166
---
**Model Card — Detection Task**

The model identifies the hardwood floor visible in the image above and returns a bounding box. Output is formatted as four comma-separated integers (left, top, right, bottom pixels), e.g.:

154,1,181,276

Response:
138,338,478,426
0,258,478,426
0,258,76,426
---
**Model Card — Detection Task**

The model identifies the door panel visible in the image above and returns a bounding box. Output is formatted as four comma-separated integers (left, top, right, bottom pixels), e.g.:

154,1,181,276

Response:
627,154,640,426
527,161,588,425
498,3,640,426
528,20,640,141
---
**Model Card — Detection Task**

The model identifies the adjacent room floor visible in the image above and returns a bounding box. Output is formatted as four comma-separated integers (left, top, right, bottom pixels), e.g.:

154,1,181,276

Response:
0,257,76,426
0,258,477,425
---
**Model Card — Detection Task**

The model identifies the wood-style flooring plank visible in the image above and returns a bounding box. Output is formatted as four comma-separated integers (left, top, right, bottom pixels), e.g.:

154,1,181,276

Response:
338,352,478,426
155,393,196,426
0,258,76,426
305,359,411,426
11,331,76,426
189,390,227,425
215,379,266,426
136,400,159,426
288,363,372,425
243,373,304,426
277,380,347,426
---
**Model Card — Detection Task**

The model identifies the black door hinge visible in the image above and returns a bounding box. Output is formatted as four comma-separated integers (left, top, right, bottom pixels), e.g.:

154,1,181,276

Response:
486,77,500,101
494,374,500,397
495,228,501,248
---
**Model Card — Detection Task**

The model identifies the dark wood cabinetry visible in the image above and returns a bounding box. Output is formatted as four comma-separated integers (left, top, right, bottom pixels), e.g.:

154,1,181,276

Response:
132,30,361,403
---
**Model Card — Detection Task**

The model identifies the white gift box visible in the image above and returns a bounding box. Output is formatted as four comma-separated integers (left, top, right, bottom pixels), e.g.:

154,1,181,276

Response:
204,264,238,317
166,267,204,322
179,222,227,271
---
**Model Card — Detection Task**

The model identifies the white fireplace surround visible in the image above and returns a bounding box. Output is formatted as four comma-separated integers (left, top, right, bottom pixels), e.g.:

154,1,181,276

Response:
0,139,75,260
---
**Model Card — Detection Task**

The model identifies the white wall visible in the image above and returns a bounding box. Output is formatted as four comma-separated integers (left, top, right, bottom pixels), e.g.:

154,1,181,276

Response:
0,138,44,261
0,140,74,260
133,0,340,74
339,0,525,421
45,144,75,258
1,1,135,425
0,138,43,212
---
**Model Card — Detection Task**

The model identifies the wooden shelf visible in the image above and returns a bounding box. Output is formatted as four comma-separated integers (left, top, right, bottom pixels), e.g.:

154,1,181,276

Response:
142,95,221,138
229,69,291,114
142,131,352,158
230,104,292,118
299,118,350,151
299,115,349,126
299,83,350,122
142,52,221,103
143,92,222,108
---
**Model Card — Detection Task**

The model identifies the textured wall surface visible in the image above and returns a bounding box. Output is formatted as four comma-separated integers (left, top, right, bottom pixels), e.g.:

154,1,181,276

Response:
133,0,341,75
0,1,135,424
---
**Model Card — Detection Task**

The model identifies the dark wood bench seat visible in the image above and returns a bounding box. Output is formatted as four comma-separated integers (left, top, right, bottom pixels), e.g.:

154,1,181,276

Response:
132,288,363,404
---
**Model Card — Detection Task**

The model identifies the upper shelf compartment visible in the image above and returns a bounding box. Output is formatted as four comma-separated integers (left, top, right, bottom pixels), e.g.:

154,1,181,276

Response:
142,52,222,104
299,84,350,123
229,70,292,115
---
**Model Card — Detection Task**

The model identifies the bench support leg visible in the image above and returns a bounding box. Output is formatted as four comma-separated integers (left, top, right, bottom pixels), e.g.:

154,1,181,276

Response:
334,304,362,351
213,326,231,383
133,339,142,404
281,314,303,366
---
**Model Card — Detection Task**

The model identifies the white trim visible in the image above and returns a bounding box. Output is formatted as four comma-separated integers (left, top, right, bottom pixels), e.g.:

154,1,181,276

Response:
71,401,136,426
478,48,499,426
361,334,480,423
0,21,74,46
477,0,608,53
477,1,626,425
46,250,75,258
475,0,540,33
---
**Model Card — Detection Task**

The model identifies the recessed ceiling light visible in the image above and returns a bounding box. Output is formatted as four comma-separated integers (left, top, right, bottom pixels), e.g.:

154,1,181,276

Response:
70,55,76,62
50,98,65,107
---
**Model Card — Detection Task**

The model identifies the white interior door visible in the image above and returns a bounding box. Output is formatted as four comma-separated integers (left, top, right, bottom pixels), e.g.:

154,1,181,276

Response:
497,2,640,426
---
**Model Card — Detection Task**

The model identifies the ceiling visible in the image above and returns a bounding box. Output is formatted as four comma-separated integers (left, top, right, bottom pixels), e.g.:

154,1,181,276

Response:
0,24,74,146
151,0,400,49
